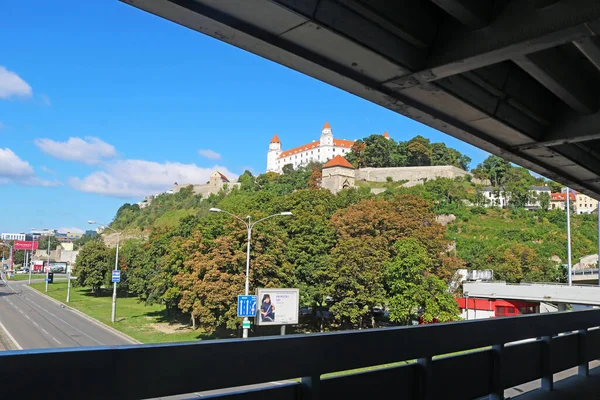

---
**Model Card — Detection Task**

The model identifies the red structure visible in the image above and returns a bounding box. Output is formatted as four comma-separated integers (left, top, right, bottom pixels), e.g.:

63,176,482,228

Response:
456,298,538,319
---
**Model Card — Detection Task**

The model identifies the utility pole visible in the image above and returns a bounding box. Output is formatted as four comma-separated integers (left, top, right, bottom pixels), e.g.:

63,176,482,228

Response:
46,234,50,292
566,189,573,286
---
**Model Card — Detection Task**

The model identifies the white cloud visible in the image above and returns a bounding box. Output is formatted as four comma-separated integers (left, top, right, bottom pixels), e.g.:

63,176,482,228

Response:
0,147,60,187
34,136,117,164
0,66,32,99
57,227,84,234
41,165,55,175
69,159,238,197
198,149,221,160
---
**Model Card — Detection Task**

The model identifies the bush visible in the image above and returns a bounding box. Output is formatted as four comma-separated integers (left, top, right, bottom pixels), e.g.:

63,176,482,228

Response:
386,176,393,182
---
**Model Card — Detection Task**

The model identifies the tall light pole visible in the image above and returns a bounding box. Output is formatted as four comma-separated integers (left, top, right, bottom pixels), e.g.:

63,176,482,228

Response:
209,208,293,338
566,189,573,286
88,221,121,323
28,228,39,285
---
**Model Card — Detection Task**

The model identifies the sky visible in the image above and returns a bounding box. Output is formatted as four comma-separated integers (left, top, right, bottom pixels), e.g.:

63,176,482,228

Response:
0,0,490,234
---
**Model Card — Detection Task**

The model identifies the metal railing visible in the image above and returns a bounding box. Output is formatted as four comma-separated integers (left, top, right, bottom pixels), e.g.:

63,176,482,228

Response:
1,310,600,399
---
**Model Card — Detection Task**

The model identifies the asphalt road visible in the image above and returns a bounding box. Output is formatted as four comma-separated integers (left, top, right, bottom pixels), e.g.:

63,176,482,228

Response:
0,278,134,350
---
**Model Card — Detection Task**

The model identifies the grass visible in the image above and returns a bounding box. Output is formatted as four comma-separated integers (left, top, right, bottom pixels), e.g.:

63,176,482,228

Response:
29,281,206,344
8,274,46,281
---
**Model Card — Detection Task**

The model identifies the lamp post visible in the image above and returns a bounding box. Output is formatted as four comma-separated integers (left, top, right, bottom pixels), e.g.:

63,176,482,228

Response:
88,221,121,323
209,208,293,338
566,189,573,286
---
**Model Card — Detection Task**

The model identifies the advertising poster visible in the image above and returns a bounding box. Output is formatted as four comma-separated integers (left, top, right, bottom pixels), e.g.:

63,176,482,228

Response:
255,288,299,326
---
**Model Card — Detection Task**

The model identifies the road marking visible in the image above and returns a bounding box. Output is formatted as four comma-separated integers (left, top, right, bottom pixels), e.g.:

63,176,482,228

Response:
51,337,61,345
41,328,50,335
24,315,31,321
19,289,105,346
31,321,39,327
0,320,22,350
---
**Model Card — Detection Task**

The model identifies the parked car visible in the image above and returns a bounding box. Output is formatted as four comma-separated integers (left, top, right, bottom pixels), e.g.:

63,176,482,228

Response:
51,266,66,273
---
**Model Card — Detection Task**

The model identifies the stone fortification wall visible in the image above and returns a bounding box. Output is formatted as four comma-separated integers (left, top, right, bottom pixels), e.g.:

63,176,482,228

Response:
356,166,470,186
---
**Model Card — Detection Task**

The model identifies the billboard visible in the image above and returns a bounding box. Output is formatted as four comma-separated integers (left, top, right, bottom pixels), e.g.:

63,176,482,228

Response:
255,288,299,326
13,241,38,251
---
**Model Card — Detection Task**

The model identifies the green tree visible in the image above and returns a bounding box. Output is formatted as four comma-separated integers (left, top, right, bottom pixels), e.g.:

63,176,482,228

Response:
39,235,61,253
538,192,550,211
430,142,471,170
477,155,511,186
75,240,111,295
385,239,459,324
406,136,432,166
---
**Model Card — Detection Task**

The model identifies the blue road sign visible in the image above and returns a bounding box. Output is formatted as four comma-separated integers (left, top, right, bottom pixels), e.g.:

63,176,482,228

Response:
237,295,257,318
112,270,121,283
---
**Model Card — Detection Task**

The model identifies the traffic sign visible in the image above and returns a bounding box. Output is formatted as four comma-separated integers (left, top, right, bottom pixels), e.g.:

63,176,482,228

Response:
237,295,257,317
111,270,121,283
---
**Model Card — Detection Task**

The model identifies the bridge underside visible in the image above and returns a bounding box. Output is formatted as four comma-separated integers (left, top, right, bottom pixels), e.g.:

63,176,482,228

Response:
123,0,600,199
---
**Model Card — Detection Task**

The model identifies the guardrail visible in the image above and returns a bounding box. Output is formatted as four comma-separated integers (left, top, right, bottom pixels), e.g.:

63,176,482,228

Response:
1,310,600,399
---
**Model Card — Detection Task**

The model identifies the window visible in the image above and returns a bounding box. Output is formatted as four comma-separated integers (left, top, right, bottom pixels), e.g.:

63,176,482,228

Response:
507,307,515,314
496,306,506,316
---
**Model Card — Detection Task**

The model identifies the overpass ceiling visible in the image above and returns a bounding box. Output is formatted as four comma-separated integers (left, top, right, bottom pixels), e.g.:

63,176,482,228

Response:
123,0,600,199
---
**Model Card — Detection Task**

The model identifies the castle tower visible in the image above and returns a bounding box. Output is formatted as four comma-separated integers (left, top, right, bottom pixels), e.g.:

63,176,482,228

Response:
267,134,282,173
319,121,334,162
383,131,390,140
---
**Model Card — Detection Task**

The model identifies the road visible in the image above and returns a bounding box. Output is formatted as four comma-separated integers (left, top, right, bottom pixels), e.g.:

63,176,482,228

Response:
0,278,134,350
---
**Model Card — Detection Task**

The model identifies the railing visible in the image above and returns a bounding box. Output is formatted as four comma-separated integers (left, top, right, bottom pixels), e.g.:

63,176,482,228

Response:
2,310,600,399
572,268,599,275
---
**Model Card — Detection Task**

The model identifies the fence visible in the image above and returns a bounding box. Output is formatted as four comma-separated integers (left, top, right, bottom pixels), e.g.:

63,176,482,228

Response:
1,310,600,399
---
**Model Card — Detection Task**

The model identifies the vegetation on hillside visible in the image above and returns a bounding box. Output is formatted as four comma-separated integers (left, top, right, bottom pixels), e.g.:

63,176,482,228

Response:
73,137,598,338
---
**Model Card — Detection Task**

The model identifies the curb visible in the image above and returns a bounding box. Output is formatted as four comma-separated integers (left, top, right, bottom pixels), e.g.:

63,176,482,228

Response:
23,285,141,345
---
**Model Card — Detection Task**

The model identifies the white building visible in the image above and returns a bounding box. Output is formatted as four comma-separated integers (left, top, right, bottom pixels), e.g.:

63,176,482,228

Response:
1,233,26,241
479,186,551,209
266,122,354,173
575,192,599,214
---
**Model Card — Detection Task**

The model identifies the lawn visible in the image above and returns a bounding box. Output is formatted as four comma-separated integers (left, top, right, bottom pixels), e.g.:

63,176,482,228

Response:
9,274,46,281
30,281,205,344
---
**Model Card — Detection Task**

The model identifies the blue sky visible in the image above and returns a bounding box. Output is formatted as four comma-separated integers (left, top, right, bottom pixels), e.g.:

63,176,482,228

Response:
0,0,489,234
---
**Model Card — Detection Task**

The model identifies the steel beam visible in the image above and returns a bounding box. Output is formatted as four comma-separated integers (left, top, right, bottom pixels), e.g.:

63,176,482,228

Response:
526,109,600,149
573,36,600,70
430,0,491,30
513,49,598,115
389,0,600,88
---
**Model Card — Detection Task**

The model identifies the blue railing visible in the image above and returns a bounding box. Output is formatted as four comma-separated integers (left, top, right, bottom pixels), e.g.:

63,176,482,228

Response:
1,309,600,399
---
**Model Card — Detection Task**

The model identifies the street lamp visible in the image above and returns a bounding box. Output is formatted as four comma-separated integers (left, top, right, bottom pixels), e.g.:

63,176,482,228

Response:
88,221,121,323
209,208,293,338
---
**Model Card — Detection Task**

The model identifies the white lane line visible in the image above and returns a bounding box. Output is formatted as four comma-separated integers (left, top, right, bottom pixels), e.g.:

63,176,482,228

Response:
31,321,39,327
17,309,24,315
51,337,61,345
0,319,22,350
40,328,50,335
24,315,31,321
19,291,104,346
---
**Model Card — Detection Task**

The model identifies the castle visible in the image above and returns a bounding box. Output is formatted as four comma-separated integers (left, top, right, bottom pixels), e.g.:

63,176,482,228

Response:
172,171,240,197
267,122,355,173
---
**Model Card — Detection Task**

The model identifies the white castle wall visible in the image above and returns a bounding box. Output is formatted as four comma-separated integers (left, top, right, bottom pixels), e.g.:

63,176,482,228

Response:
356,166,470,186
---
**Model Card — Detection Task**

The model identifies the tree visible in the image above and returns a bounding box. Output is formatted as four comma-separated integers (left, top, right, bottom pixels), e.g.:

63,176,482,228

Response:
346,140,367,168
430,143,471,170
39,235,61,253
538,192,550,211
75,241,112,295
385,239,459,324
406,136,431,166
477,155,511,186
327,236,388,327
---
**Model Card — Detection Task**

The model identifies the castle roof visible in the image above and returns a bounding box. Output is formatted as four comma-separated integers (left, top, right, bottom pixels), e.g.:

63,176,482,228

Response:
383,131,390,138
277,138,354,159
323,121,331,130
323,155,355,169
217,171,230,182
270,134,280,144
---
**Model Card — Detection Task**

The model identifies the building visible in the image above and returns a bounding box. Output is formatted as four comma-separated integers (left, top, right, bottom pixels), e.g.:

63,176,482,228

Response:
172,171,240,198
267,122,354,173
550,192,576,211
575,192,599,214
1,233,26,241
456,298,539,320
321,155,356,194
84,230,98,238
479,186,551,210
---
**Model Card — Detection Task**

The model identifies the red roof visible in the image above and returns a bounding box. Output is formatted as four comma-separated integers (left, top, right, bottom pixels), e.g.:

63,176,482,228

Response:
217,172,230,182
383,131,390,138
323,155,355,169
277,138,355,159
270,134,280,144
323,121,331,130
551,193,575,201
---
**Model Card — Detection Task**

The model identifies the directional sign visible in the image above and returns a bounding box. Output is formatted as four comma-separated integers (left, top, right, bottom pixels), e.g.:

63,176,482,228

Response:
111,270,121,283
237,295,257,318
